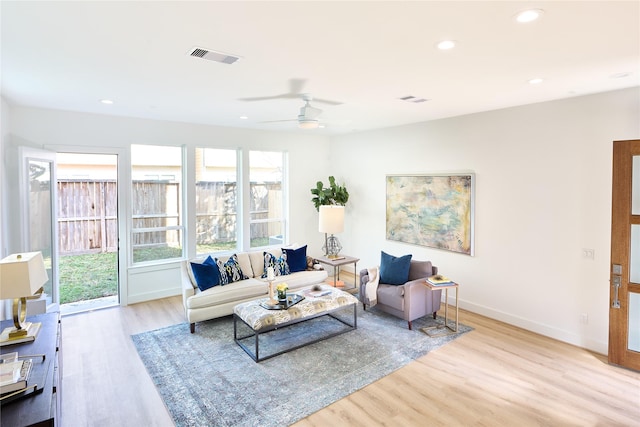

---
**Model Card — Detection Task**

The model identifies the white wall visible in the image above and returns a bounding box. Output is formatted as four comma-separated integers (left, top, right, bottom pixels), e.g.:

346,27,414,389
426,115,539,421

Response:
3,88,639,353
0,97,9,319
332,87,640,354
0,97,7,258
4,106,332,304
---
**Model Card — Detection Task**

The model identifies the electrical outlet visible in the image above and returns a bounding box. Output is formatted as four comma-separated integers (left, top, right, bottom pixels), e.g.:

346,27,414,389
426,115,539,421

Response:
580,313,589,324
582,248,595,260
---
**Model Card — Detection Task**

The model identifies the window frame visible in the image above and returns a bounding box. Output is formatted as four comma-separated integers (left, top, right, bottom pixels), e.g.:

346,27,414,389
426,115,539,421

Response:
194,147,239,255
247,150,288,250
130,144,186,265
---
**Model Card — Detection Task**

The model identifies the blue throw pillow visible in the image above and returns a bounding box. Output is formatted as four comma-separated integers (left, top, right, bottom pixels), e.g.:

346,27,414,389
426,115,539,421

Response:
261,251,290,278
190,256,220,291
282,245,307,272
216,254,249,285
379,251,412,285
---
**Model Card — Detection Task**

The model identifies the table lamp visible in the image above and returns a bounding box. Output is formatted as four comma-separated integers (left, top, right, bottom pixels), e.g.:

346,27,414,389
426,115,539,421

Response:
0,252,48,343
319,205,344,258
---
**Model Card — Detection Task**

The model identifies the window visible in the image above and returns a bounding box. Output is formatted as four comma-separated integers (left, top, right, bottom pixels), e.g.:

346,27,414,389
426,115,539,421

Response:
195,148,237,254
131,145,184,263
249,151,285,248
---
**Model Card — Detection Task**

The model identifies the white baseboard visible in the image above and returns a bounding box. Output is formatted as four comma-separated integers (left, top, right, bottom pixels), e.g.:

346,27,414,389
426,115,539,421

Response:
446,295,608,356
127,288,181,305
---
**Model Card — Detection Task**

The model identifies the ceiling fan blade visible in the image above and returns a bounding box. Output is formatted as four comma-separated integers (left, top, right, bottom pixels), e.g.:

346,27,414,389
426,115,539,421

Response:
238,94,292,102
259,119,298,123
311,97,343,106
239,93,303,102
239,78,308,102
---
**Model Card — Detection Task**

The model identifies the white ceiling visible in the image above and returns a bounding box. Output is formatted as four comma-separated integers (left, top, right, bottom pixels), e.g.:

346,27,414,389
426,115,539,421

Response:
2,1,639,135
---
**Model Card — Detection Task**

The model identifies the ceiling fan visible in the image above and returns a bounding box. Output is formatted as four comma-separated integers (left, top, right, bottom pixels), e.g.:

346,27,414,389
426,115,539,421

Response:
239,78,343,106
261,93,326,129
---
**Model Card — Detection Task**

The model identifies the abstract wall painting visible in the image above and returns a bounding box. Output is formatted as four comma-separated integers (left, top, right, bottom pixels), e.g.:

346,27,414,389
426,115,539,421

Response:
386,174,475,256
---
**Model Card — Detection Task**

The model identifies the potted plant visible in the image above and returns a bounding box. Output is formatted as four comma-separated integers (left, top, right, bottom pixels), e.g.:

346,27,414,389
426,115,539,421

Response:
310,176,349,211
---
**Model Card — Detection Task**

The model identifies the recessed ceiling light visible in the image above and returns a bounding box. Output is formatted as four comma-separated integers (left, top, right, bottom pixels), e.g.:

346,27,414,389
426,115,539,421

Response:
528,78,544,85
436,40,456,50
515,9,544,23
100,99,114,105
239,115,248,120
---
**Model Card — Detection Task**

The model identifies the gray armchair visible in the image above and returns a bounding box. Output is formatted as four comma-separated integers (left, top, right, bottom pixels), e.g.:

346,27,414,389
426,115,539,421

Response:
359,260,442,330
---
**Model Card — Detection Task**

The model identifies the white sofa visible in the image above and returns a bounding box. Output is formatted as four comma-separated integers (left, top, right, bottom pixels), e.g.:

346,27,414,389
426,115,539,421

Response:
181,248,328,332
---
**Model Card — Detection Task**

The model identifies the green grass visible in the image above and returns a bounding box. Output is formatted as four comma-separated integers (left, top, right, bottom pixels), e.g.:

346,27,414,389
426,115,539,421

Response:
132,246,183,263
58,253,118,304
197,242,236,253
60,238,274,304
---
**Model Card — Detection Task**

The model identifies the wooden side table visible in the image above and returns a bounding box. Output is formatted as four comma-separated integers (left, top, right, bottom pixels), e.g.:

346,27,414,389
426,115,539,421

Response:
315,255,359,291
421,281,459,337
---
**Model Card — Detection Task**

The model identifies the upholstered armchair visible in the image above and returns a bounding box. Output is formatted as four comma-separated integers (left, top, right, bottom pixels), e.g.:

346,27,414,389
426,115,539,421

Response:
359,259,442,330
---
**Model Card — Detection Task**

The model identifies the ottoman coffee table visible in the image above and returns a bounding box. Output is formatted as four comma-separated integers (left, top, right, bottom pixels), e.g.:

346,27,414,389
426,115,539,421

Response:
233,285,358,362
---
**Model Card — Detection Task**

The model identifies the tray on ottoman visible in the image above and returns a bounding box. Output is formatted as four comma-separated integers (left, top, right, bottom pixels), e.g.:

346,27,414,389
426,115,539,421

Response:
259,293,305,310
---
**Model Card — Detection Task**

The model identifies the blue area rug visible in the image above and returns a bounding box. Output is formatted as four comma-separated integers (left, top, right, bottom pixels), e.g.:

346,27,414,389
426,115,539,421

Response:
132,305,472,427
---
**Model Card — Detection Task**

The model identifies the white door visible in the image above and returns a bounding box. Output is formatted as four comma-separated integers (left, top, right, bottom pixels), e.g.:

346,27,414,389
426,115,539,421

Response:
19,147,59,306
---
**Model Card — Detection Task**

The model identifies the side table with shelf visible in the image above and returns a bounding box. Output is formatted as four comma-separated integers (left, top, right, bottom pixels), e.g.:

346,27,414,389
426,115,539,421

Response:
1,311,62,427
421,281,459,337
315,255,359,292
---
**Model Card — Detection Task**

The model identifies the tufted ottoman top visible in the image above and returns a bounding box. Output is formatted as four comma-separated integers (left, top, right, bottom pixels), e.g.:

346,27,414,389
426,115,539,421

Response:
234,285,358,331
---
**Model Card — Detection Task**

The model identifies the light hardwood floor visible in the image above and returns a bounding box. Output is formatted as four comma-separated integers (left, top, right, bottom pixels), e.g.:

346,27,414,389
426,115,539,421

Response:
61,295,640,427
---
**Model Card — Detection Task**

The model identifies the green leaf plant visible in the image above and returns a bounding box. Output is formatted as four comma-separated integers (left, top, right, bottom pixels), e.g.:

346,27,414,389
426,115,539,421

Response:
310,176,349,211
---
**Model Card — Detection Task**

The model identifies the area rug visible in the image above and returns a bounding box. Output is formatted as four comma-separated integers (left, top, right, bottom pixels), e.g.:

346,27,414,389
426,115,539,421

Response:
132,306,472,427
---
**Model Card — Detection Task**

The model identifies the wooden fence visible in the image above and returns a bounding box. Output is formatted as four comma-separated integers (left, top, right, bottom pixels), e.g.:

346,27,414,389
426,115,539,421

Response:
56,179,281,255
58,180,118,255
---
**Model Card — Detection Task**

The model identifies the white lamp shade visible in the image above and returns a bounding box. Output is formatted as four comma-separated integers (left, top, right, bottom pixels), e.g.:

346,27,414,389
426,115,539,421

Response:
319,205,345,234
0,252,49,299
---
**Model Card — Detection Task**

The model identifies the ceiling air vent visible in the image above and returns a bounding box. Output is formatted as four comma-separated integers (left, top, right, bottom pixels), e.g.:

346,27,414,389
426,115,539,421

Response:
188,47,241,65
399,95,429,103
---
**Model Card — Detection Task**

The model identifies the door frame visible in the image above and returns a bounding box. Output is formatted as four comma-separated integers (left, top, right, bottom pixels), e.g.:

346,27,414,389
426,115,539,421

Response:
45,145,130,306
19,146,59,306
609,139,640,370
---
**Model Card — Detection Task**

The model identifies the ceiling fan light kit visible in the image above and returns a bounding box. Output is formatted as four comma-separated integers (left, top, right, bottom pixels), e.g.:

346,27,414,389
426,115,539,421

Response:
298,119,319,129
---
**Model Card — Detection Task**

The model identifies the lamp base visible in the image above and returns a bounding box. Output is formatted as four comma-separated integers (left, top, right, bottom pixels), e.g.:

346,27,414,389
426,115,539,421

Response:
9,324,30,339
323,234,342,259
0,322,42,346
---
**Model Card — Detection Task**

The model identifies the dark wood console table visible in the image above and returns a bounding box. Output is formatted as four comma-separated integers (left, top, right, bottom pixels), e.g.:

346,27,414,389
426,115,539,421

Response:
1,311,62,427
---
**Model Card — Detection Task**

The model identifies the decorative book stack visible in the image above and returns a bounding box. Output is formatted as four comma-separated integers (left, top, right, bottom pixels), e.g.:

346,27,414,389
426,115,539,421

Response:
0,352,35,398
426,275,454,286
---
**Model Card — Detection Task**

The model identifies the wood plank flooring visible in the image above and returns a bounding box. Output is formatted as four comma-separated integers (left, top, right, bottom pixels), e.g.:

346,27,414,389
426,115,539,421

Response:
60,295,640,427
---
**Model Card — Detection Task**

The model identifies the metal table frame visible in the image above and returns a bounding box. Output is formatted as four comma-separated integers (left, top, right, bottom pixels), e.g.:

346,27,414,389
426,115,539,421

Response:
234,302,357,362
315,255,360,290
421,282,459,337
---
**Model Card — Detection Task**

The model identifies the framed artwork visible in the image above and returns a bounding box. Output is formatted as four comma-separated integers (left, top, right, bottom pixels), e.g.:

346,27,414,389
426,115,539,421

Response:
386,173,475,256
